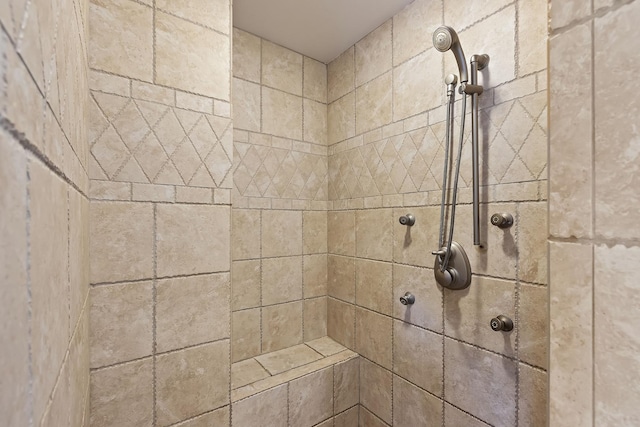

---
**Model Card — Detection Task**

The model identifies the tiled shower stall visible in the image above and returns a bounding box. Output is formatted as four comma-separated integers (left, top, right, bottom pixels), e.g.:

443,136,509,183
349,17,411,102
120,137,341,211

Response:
1,0,639,426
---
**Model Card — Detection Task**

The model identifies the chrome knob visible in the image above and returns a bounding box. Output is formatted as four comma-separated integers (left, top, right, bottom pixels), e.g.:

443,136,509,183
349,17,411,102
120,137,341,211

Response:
399,214,415,226
490,213,513,229
490,315,513,332
400,292,415,305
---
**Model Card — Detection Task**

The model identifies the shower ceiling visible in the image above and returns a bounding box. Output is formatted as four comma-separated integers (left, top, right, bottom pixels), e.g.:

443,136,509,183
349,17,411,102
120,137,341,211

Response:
233,0,414,63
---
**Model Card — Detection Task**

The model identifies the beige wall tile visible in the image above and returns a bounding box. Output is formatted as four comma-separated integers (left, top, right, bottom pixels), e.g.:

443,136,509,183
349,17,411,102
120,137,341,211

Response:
90,358,154,427
359,405,389,427
41,358,70,427
392,375,442,426
519,364,548,427
89,0,153,81
356,72,392,137
393,50,441,121
304,297,327,341
156,204,230,277
328,92,355,145
392,264,443,332
355,20,392,86
328,47,355,103
549,242,593,427
156,273,230,352
262,210,302,257
175,406,230,427
304,57,327,103
232,358,270,389
444,0,511,33
69,306,90,427
355,308,392,369
156,0,229,34
232,384,288,427
334,357,359,414
393,0,442,66
327,298,355,349
549,24,592,239
69,190,89,331
328,255,355,303
156,341,230,426
392,206,440,268
233,259,261,310
262,256,302,305
444,276,516,357
355,260,392,315
335,406,359,427
594,2,640,241
328,210,355,255
156,11,230,100
303,210,327,254
518,202,548,284
303,254,327,298
304,98,327,145
289,367,333,426
233,78,261,132
393,321,442,396
0,135,28,427
518,0,548,76
232,209,261,260
262,301,303,353
594,244,640,425
360,358,392,424
519,284,548,369
444,339,516,426
550,0,591,29
307,337,346,357
90,201,154,283
356,208,392,261
233,28,261,83
262,87,303,140
90,282,153,368
262,40,303,96
254,344,322,375
232,309,261,362
444,403,488,427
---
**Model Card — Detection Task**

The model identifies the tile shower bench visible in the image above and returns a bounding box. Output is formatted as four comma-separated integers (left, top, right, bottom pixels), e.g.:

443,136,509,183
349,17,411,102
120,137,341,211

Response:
230,337,360,426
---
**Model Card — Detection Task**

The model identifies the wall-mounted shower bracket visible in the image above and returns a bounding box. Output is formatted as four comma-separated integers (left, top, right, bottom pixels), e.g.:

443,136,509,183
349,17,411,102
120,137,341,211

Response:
432,241,471,290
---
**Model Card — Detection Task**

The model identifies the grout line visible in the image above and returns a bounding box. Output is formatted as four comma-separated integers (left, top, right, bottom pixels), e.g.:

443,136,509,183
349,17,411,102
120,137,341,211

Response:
590,12,596,427
26,156,34,427
152,203,158,427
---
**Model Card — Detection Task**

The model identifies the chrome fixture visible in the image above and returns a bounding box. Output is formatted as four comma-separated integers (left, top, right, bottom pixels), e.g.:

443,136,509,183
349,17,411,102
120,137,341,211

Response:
399,292,415,305
433,26,468,83
490,315,513,332
398,214,415,226
490,213,514,229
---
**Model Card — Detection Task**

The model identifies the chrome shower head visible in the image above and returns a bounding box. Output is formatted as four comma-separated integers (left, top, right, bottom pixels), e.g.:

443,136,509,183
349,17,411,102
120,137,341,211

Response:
433,26,468,83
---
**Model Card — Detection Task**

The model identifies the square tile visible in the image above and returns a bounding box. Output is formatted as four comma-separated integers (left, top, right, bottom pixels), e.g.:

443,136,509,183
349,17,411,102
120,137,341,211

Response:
328,255,355,303
233,260,261,310
328,211,355,256
303,210,327,254
360,358,392,424
262,256,303,305
393,321,442,396
303,254,327,298
232,209,261,260
327,298,355,349
355,20,392,86
231,358,270,389
255,344,322,375
304,297,327,341
334,357,359,414
356,209,392,261
306,337,346,357
262,87,302,140
262,301,303,353
392,375,442,426
262,40,302,96
232,308,261,362
392,264,443,332
156,0,229,34
233,28,261,83
356,308,392,369
304,57,327,103
289,367,333,426
328,47,354,103
355,260,392,315
262,210,302,257
232,384,288,427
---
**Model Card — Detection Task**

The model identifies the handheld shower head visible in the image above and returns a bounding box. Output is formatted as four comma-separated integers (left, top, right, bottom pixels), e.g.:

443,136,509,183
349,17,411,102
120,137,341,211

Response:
433,26,468,83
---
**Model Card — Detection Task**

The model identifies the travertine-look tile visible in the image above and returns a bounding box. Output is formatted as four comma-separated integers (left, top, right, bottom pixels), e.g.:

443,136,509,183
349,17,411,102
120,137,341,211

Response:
90,358,153,427
307,337,345,357
262,256,302,305
262,87,302,140
393,206,441,268
233,28,261,83
90,282,153,368
328,211,355,255
360,358,392,424
328,255,355,303
303,254,327,298
549,24,592,239
155,11,230,100
444,339,517,426
233,78,261,132
550,0,591,29
519,364,548,427
594,244,640,425
328,92,355,145
289,367,333,426
334,357,359,414
156,273,230,352
392,264,443,332
393,321,442,396
393,375,442,426
518,202,548,284
519,283,548,369
357,71,395,134
232,384,288,427
355,308,392,369
262,301,303,353
232,209,261,260
262,40,302,96
90,201,154,283
255,344,322,375
69,307,90,427
355,20,392,86
303,210,327,254
233,260,261,310
89,0,153,81
174,406,230,427
335,406,359,427
594,2,640,241
549,242,593,427
304,297,327,341
156,0,229,34
359,406,389,427
68,188,90,331
328,47,355,103
327,298,355,349
393,50,441,121
304,57,327,103
232,309,261,362
444,403,489,427
156,341,230,426
41,358,70,427
304,98,327,145
231,358,270,389
262,210,302,257
356,208,392,261
393,0,443,65
355,260,392,315
156,204,230,277
444,276,516,357
444,0,511,33
518,0,548,76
